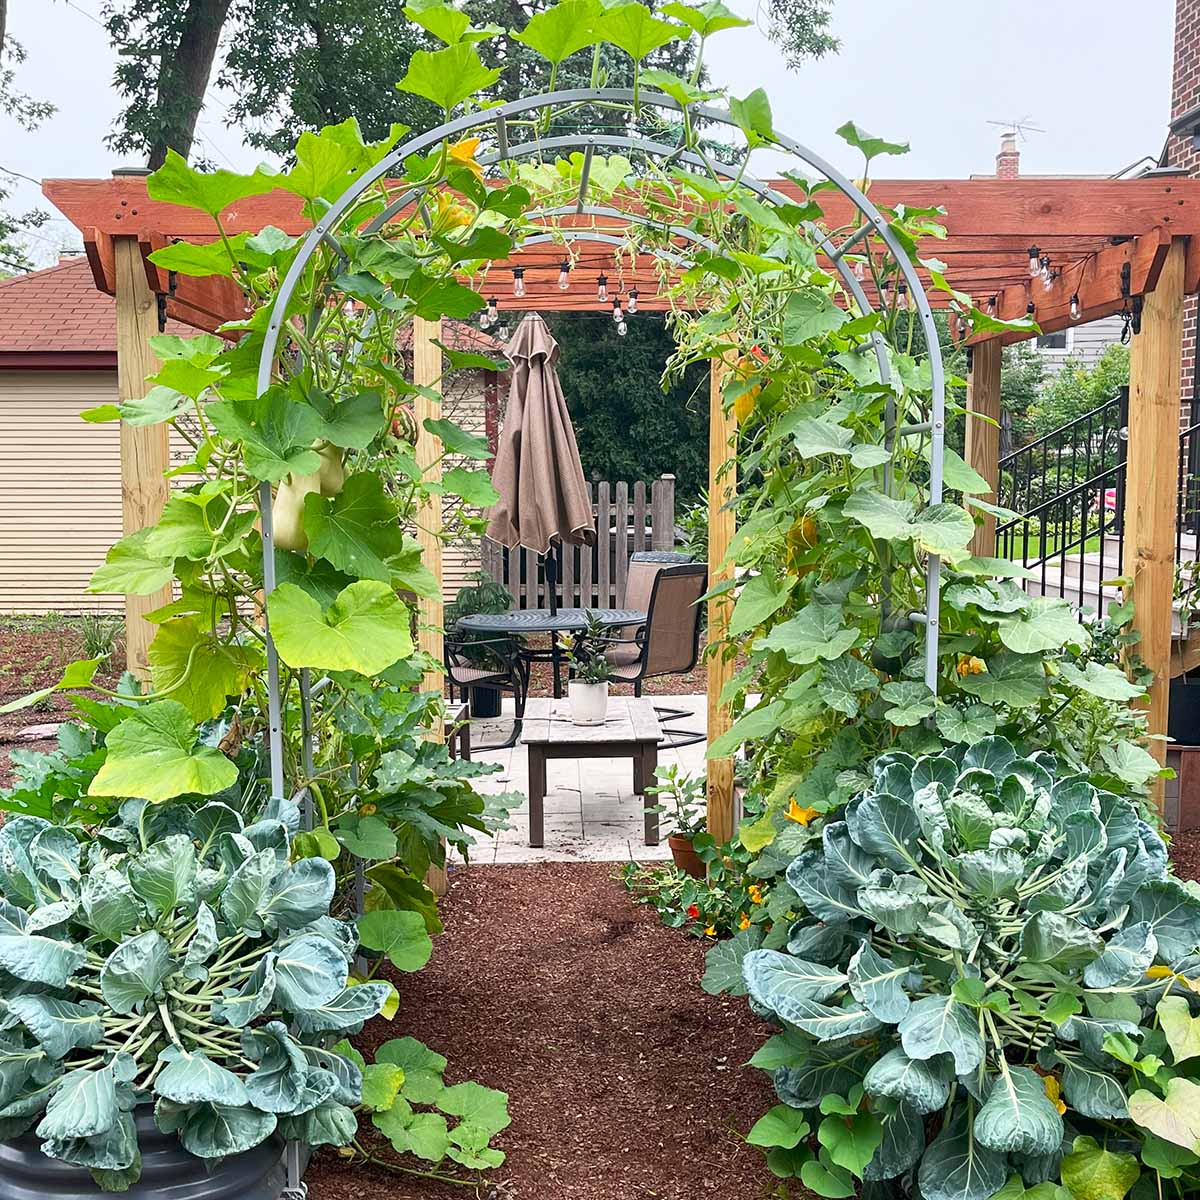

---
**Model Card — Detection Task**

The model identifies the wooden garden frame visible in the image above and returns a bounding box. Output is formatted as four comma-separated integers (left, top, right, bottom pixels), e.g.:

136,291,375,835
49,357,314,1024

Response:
45,149,1200,822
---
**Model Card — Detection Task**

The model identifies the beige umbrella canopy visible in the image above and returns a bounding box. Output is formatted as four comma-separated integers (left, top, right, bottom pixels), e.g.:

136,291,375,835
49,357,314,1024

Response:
486,314,595,610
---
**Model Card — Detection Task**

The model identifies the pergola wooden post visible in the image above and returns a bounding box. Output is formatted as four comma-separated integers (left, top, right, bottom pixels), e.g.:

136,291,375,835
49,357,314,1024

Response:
413,316,450,895
1123,238,1186,816
113,233,170,677
965,339,1003,557
706,356,736,843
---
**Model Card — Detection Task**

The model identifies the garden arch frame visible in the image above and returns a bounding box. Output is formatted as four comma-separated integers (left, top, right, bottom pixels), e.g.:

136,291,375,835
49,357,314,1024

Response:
252,87,949,842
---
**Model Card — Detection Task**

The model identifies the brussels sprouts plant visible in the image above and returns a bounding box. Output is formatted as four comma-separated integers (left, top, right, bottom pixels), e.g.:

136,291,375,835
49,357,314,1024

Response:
0,798,401,1191
727,738,1200,1200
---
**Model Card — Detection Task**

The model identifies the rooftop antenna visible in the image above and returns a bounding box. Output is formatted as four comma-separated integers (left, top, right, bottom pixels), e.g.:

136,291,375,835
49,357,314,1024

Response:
986,117,1045,142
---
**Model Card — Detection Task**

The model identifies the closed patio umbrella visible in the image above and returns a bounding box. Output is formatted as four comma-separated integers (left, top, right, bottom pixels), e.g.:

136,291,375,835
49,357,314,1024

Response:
486,313,595,613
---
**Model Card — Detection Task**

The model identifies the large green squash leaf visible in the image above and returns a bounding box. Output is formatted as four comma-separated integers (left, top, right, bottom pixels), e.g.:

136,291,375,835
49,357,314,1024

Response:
512,0,600,63
596,2,682,60
88,529,174,596
303,474,408,583
268,581,413,674
396,43,501,110
1060,1134,1140,1200
147,619,262,722
147,150,278,217
89,701,238,803
207,391,322,483
357,909,433,972
997,598,1088,655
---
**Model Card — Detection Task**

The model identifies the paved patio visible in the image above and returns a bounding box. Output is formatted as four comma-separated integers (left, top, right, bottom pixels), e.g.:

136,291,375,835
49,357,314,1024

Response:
456,693,707,865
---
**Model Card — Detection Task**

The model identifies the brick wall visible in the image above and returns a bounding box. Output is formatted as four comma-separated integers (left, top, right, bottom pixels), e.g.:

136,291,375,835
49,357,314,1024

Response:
1170,0,1200,421
995,133,1020,180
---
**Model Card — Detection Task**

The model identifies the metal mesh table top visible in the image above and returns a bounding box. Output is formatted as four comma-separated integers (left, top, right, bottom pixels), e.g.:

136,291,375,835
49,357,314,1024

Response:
455,607,646,634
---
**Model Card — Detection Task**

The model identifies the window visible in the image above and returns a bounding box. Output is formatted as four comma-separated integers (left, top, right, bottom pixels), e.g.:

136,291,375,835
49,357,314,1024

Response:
1036,329,1072,352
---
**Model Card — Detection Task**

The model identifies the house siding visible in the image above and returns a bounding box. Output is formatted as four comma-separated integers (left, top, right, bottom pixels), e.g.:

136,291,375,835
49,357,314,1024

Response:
1037,314,1126,376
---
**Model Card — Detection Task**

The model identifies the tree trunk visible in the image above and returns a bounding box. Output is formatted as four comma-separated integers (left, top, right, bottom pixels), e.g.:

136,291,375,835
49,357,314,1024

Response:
147,0,233,168
0,0,9,59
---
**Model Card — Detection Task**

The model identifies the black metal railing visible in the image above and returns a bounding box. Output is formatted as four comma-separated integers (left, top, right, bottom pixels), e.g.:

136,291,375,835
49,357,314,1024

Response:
996,386,1200,618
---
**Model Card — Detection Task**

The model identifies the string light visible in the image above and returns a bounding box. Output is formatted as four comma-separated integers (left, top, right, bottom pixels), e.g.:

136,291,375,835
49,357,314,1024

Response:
497,320,511,341
853,259,866,281
627,288,639,314
1026,301,1036,317
596,273,608,302
897,282,910,311
1028,245,1040,276
986,295,997,315
1070,293,1081,321
617,319,628,336
612,298,624,322
511,267,525,298
558,260,570,290
480,297,499,330
1039,255,1053,290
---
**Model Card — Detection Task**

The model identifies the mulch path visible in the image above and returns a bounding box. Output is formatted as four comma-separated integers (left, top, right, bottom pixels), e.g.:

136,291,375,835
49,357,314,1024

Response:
306,862,778,1200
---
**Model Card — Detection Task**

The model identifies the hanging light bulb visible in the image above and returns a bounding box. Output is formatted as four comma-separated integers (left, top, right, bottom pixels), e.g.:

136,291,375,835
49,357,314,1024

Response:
627,288,639,314
897,282,910,311
617,320,628,337
1070,293,1081,321
558,260,570,290
596,273,608,302
497,320,511,341
1028,245,1040,276
511,267,525,298
612,298,624,322
1026,301,1036,317
853,259,866,282
481,297,498,329
1038,255,1052,289
986,295,997,315
880,280,892,305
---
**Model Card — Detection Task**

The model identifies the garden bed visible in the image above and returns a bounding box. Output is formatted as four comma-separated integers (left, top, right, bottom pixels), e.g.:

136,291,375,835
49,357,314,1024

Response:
307,861,776,1199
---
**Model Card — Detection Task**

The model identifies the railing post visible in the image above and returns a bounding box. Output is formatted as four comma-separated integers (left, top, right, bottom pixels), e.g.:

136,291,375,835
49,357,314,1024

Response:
966,339,1003,556
1123,239,1185,818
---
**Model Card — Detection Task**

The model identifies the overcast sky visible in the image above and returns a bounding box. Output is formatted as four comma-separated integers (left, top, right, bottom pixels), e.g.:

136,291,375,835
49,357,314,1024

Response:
0,0,1176,267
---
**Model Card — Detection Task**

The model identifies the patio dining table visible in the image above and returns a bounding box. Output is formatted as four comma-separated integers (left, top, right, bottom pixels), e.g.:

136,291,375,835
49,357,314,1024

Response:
455,607,646,699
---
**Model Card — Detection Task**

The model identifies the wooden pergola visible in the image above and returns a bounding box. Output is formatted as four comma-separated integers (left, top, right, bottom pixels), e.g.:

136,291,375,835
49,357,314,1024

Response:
43,169,1200,821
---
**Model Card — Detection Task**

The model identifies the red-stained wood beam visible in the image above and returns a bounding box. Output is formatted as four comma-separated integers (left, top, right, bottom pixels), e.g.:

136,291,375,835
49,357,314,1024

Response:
969,227,1173,346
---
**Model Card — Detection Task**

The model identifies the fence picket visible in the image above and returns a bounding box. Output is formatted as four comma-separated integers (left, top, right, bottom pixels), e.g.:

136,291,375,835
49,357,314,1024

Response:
597,482,611,609
633,481,647,555
615,481,629,606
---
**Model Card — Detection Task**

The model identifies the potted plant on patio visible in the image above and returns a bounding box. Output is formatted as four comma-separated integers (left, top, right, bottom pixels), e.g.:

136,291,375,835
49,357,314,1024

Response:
445,572,514,719
559,610,612,725
645,764,707,878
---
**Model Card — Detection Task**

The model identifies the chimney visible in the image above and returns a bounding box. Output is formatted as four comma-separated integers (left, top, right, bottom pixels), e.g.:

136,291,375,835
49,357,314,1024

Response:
995,131,1020,179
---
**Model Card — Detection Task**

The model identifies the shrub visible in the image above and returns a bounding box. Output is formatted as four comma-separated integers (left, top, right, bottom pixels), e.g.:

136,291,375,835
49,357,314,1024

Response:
732,737,1200,1200
0,797,397,1190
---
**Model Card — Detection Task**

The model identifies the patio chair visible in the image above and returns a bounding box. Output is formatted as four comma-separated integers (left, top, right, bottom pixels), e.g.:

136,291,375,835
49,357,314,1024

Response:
604,557,707,747
444,635,529,751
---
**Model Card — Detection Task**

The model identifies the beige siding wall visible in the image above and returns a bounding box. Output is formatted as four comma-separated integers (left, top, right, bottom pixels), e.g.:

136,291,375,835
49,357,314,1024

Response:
0,370,125,614
441,375,488,601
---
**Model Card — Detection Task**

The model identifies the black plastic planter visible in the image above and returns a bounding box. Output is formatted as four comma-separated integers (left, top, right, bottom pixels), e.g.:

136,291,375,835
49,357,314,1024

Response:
469,686,502,718
0,1109,287,1200
1170,674,1200,746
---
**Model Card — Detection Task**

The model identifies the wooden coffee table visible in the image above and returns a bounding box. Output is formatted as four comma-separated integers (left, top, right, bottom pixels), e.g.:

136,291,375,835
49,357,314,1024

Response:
520,697,662,848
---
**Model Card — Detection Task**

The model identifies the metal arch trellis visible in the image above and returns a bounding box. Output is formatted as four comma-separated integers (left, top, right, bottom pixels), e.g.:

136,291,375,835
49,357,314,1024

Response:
254,83,947,810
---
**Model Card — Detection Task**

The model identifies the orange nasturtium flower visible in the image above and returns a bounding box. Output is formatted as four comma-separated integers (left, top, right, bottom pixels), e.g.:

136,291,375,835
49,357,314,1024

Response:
747,885,763,905
448,137,485,179
1042,1075,1067,1116
785,799,820,825
738,913,752,930
687,904,700,919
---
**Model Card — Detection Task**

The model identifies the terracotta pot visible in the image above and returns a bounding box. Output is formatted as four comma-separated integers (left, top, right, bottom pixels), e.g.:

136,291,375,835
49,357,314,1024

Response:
568,680,608,725
669,833,706,878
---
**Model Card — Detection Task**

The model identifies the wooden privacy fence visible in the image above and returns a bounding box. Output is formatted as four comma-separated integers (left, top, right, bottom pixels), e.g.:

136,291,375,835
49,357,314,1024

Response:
481,475,677,608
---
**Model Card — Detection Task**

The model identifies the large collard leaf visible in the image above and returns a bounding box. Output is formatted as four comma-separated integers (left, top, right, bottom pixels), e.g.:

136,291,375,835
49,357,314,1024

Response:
1083,922,1157,989
7,995,102,1059
268,581,413,675
848,793,920,872
41,1108,138,1176
785,853,864,923
101,930,174,1014
292,983,394,1035
214,956,277,1027
243,1022,313,1114
863,1099,925,1181
36,1064,119,1141
974,1065,1064,1156
0,917,85,987
743,950,878,1040
279,1100,358,1148
1055,1052,1128,1120
700,926,761,996
129,835,197,914
262,858,336,932
863,1047,952,1115
847,942,911,1023
80,866,142,941
177,1102,278,1158
271,934,347,1009
303,473,407,583
918,1110,1007,1200
89,701,237,802
155,1047,250,1107
221,849,276,931
1126,880,1200,962
897,994,985,1075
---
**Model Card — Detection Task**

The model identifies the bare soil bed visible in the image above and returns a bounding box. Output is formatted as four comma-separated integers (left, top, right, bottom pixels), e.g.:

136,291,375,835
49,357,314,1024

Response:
306,861,777,1200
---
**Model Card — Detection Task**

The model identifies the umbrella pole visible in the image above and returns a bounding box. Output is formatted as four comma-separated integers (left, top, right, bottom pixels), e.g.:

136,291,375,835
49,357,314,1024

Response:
545,547,559,617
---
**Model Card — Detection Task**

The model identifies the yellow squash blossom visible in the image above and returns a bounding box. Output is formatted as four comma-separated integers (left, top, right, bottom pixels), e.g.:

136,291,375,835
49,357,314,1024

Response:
786,799,820,825
956,655,987,677
430,191,472,234
1042,1074,1067,1115
448,137,485,179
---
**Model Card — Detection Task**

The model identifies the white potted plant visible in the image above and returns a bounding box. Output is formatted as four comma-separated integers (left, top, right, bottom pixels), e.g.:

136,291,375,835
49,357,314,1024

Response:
559,611,612,726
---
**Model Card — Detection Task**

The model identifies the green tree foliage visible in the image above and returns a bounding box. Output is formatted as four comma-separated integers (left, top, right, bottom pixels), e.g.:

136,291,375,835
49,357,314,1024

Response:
1028,343,1130,441
757,0,838,70
547,311,710,500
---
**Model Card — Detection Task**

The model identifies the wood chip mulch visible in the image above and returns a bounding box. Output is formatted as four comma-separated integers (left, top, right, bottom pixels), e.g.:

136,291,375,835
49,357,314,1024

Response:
306,862,779,1200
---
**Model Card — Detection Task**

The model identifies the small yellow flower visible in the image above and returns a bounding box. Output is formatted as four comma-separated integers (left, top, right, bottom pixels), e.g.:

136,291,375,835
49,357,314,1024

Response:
448,136,485,179
738,913,752,930
747,885,763,905
786,799,820,825
1042,1074,1067,1116
704,924,717,937
1146,965,1177,979
956,655,987,677
430,190,472,234
360,803,377,816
